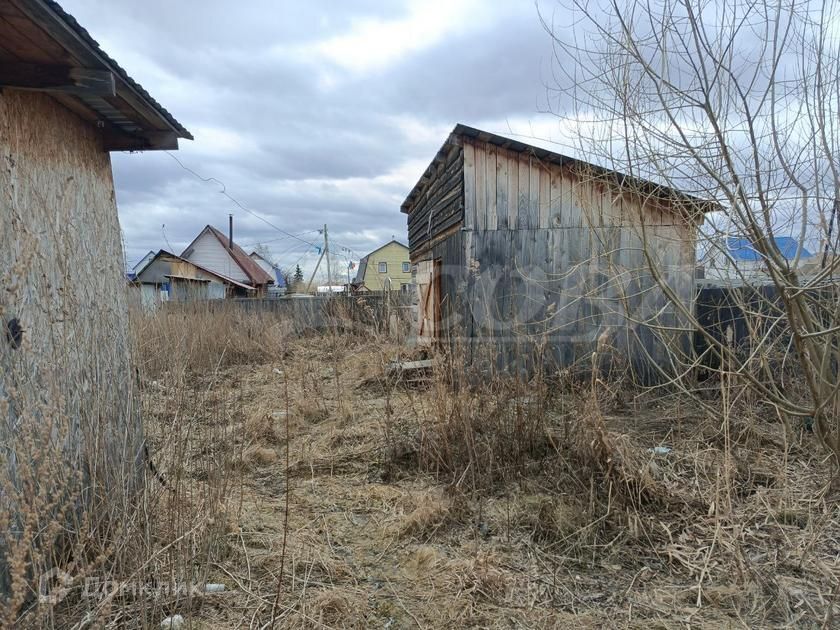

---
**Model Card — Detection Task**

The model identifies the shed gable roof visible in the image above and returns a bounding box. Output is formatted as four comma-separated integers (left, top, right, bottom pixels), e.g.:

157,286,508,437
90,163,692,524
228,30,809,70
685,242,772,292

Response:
135,249,256,290
401,124,714,215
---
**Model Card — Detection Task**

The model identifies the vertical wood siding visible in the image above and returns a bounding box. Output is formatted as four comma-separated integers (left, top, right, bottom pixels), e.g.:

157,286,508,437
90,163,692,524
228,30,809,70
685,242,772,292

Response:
454,138,698,379
185,231,250,283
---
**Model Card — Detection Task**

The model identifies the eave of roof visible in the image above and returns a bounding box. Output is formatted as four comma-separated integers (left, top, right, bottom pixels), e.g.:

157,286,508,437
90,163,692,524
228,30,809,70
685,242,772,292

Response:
165,275,211,282
8,0,191,146
42,0,192,139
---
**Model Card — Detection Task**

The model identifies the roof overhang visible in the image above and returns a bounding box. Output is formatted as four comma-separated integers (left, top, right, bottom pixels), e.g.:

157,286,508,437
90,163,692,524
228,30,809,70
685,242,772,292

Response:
165,275,211,283
0,0,191,151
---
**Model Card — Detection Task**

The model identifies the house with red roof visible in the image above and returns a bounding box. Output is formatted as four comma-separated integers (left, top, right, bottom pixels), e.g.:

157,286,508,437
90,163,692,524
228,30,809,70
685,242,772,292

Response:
181,222,274,296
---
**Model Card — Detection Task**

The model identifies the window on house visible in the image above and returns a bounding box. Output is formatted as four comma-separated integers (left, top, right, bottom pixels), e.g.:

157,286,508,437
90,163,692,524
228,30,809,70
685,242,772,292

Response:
402,262,410,273
378,262,387,273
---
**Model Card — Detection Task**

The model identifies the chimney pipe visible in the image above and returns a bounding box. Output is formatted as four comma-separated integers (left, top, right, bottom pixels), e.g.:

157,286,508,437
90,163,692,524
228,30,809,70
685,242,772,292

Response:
228,214,233,249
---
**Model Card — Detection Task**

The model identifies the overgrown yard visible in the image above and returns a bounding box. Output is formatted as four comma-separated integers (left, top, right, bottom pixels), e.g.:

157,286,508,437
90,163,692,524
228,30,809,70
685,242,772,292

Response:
43,305,840,629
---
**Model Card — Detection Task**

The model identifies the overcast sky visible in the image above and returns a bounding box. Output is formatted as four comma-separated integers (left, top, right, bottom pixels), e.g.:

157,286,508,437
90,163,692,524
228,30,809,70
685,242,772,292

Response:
60,0,573,276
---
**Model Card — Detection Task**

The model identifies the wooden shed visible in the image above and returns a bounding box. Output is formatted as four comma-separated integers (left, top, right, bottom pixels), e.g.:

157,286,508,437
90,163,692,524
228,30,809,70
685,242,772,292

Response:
402,125,708,378
0,0,190,593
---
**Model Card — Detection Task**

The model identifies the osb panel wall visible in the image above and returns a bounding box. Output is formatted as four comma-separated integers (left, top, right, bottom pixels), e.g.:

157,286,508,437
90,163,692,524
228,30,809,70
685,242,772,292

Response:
0,91,142,528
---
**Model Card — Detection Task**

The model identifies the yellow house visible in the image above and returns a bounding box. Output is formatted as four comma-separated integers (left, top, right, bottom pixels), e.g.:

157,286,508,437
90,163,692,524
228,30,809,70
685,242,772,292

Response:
353,240,412,292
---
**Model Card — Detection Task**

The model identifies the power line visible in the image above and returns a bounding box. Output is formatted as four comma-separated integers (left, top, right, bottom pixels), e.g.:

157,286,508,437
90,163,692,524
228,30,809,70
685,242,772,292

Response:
328,238,364,260
289,249,318,269
272,241,320,260
161,223,175,252
162,152,378,270
164,151,321,249
240,230,321,249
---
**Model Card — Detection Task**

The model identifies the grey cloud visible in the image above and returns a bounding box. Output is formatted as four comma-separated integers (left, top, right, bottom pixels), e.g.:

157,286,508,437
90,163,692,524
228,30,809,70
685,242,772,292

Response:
377,10,557,121
60,0,566,272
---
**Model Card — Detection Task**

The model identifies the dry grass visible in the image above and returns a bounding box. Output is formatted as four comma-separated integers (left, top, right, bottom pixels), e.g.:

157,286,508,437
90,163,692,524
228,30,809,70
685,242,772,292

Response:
13,302,840,628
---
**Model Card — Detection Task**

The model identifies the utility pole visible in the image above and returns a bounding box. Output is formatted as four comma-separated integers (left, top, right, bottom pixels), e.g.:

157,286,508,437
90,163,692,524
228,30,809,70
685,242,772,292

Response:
304,224,332,294
323,223,333,294
305,247,325,294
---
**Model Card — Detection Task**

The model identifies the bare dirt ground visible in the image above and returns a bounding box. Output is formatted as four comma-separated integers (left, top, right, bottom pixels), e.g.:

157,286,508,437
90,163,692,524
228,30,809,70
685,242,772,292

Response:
143,336,840,629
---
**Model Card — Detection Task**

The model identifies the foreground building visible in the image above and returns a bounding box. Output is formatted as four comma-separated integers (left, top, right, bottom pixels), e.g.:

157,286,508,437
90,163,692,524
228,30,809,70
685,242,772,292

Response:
401,125,710,377
0,0,190,593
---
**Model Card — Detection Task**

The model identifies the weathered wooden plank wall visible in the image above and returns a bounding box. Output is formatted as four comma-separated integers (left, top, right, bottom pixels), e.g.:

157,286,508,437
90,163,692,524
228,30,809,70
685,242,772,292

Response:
457,137,698,379
429,231,467,338
407,143,464,256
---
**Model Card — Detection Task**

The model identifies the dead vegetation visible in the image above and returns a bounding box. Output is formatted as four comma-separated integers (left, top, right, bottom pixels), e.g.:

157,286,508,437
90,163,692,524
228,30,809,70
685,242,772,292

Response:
12,302,840,628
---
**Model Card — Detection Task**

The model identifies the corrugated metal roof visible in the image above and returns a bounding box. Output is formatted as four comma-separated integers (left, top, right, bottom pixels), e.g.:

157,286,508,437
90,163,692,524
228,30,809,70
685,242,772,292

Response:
204,226,275,286
726,236,813,261
40,0,192,139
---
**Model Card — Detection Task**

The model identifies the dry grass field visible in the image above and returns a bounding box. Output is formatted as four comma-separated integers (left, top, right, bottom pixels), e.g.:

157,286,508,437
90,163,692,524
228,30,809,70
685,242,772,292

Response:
31,303,840,629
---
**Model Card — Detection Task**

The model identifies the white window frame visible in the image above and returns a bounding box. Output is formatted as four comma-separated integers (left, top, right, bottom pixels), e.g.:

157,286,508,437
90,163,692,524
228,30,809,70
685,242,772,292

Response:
378,262,387,273
402,261,410,273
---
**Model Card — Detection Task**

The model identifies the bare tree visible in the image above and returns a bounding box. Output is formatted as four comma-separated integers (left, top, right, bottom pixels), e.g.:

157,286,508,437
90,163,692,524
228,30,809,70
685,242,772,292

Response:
542,0,840,460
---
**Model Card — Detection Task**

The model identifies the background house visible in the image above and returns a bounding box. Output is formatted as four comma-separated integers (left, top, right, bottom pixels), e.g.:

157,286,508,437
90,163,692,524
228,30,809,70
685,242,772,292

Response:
0,0,190,594
352,240,412,292
131,250,256,309
128,250,156,281
402,124,708,377
250,251,287,296
181,223,274,295
700,235,815,285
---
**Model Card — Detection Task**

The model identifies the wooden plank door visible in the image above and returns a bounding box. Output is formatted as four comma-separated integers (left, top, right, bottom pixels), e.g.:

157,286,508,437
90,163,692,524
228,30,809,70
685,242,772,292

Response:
416,259,440,346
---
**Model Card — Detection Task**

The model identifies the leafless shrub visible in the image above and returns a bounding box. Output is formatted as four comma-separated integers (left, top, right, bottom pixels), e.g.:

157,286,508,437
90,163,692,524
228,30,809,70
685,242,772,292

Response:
543,0,840,462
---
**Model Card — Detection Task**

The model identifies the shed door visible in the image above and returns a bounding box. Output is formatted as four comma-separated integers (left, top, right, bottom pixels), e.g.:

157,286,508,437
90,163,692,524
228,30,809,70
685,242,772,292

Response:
416,259,440,345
